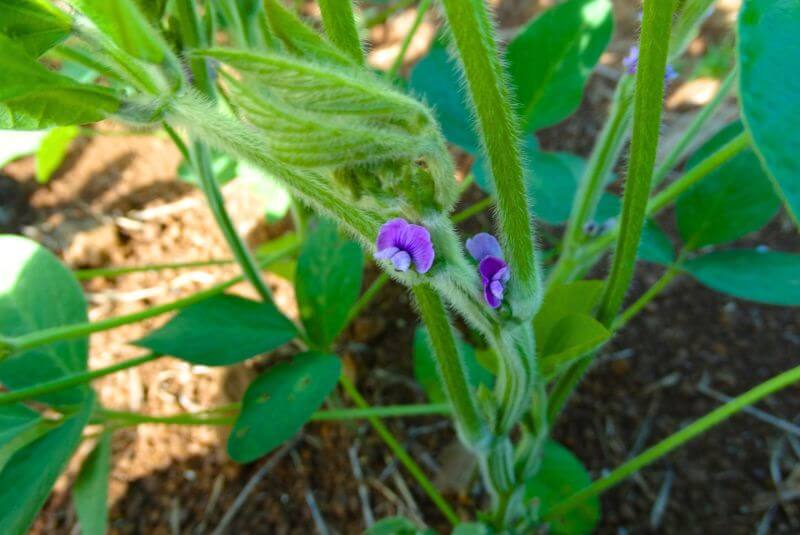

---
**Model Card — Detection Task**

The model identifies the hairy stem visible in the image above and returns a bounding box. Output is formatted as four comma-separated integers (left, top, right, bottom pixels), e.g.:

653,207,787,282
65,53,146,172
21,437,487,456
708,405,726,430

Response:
439,0,541,319
596,0,677,326
546,362,800,520
412,284,488,449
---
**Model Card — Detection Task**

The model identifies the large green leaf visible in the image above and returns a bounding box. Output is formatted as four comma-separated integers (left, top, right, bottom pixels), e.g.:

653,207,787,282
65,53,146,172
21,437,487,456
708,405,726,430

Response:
73,432,111,535
525,440,600,534
35,125,79,183
0,397,93,535
0,35,120,129
66,0,167,63
413,326,493,404
0,0,71,57
0,235,90,406
408,39,481,154
135,294,297,366
738,0,800,224
295,219,363,350
684,249,800,306
507,0,613,132
676,122,779,249
228,352,341,462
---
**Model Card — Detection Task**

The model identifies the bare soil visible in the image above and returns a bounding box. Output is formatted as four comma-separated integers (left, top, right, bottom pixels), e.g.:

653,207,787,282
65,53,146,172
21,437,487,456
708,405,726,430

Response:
3,1,799,534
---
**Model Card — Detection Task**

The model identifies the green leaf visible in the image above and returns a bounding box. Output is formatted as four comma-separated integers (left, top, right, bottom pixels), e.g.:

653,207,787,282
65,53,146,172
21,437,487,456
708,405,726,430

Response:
0,35,120,129
676,122,779,249
66,0,167,63
0,404,41,446
452,523,489,535
408,39,481,154
738,0,800,224
135,294,297,366
539,314,610,377
228,352,341,462
73,432,111,535
177,150,238,187
0,0,71,57
256,231,300,283
0,129,47,166
413,326,493,404
0,397,93,534
507,0,613,132
35,125,79,183
365,517,435,535
534,280,604,344
295,219,363,350
684,249,800,306
524,440,599,535
0,235,90,406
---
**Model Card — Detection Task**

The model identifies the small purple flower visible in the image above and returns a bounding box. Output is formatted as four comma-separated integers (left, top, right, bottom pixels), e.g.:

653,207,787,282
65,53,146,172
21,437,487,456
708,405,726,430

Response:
375,218,435,274
466,233,510,309
622,46,678,84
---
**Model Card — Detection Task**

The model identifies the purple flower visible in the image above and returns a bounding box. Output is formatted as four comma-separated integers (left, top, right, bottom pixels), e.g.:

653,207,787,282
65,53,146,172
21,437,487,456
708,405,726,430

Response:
375,218,435,274
622,46,678,84
466,233,510,309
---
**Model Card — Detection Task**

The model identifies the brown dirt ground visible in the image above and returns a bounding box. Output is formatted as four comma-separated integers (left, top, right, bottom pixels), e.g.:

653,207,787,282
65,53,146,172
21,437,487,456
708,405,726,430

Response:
2,1,799,533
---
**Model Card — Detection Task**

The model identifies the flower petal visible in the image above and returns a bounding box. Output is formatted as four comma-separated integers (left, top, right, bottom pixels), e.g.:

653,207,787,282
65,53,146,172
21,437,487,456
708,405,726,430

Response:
466,233,503,262
390,250,411,272
398,223,435,274
374,246,399,260
376,218,409,252
484,284,502,308
478,256,508,282
489,280,505,299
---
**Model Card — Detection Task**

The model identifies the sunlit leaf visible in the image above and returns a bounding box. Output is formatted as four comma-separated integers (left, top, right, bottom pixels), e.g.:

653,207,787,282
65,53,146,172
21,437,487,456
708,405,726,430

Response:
35,125,79,183
0,0,71,57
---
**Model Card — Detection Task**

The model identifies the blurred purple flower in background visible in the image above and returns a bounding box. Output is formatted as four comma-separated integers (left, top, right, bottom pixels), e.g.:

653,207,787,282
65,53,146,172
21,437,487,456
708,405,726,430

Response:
375,218,435,274
623,46,679,84
466,233,510,309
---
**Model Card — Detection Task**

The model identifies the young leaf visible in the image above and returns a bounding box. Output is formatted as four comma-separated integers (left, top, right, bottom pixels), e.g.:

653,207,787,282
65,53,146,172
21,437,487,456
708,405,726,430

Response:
0,0,72,57
683,250,800,306
72,432,111,535
177,149,238,187
227,352,341,462
524,440,600,535
738,0,800,224
675,122,779,249
35,125,79,184
66,0,168,64
534,280,604,344
0,397,93,534
0,235,90,406
0,35,120,129
135,294,297,366
408,39,481,154
413,326,493,404
507,0,613,132
295,219,363,350
539,314,610,378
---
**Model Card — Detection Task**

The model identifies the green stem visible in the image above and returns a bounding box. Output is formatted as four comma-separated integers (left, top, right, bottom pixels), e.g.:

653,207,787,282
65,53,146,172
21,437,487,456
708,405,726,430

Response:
451,196,493,224
612,265,681,330
345,273,390,325
97,403,450,426
557,75,635,278
339,375,460,525
652,69,736,187
440,0,541,319
74,258,238,280
0,354,159,406
596,0,677,327
545,362,800,520
412,285,487,448
387,0,431,77
3,247,295,359
319,0,364,63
